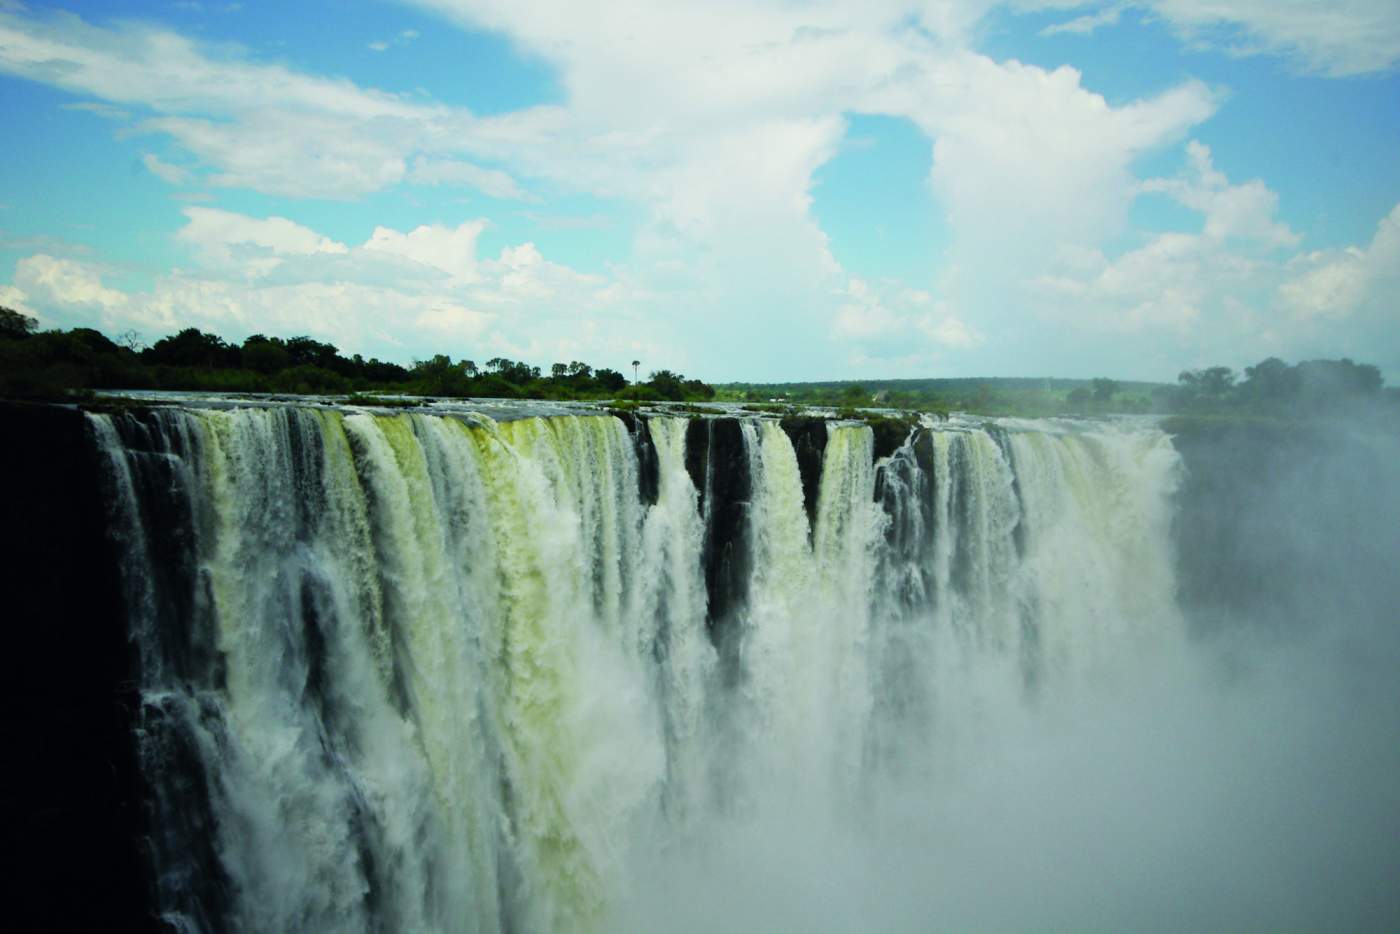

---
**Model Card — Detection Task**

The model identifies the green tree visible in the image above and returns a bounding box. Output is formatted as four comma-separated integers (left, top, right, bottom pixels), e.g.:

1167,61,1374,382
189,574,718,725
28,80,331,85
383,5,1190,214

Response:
684,377,716,400
143,328,240,368
0,306,39,340
241,335,292,374
1297,358,1383,402
595,368,627,392
1176,366,1235,407
647,369,686,400
284,335,342,370
1091,377,1119,403
1241,357,1297,402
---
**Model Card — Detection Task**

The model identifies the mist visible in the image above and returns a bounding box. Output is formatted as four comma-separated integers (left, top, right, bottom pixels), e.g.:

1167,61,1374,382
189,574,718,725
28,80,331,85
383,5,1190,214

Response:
618,413,1400,932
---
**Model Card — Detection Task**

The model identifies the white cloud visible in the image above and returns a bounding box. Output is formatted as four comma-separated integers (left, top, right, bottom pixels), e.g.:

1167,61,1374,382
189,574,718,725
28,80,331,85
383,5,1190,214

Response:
1034,1,1400,76
15,254,126,310
177,207,347,276
1280,202,1400,321
1040,5,1123,36
412,301,493,340
1025,141,1398,374
888,59,1218,265
142,152,191,185
1140,140,1298,248
1146,0,1400,77
0,13,427,119
61,100,130,120
0,9,442,199
362,220,486,280
368,28,421,52
1,2,1395,377
0,5,1217,247
0,284,41,324
408,157,530,200
4,209,654,368
924,314,979,348
143,111,414,199
832,277,981,365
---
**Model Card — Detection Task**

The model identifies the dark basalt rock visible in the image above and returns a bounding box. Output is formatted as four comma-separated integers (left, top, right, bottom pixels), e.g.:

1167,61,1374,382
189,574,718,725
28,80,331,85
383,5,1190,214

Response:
867,415,918,460
111,409,222,692
102,409,233,931
690,419,752,666
780,416,828,527
683,417,710,512
912,426,936,478
0,402,153,931
611,411,659,506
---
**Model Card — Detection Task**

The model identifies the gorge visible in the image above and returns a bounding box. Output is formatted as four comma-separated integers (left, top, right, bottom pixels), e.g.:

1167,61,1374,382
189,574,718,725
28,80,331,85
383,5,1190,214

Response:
3,400,1398,932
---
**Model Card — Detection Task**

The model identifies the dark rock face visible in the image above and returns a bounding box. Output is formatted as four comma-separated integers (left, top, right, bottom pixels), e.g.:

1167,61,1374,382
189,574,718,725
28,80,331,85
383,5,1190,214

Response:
683,417,710,513
0,403,152,931
613,411,659,506
111,410,222,691
686,419,752,665
866,415,917,461
780,416,827,527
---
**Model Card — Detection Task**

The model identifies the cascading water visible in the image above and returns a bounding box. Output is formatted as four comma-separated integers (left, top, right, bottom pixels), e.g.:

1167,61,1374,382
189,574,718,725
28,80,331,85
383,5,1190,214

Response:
88,404,1192,932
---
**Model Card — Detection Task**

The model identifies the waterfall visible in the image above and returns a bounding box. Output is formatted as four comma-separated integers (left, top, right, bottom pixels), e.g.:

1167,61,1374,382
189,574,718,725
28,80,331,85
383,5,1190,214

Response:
88,405,1189,932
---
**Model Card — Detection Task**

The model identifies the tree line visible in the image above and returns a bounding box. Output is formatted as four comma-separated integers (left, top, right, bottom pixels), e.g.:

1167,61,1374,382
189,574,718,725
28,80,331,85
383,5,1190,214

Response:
2,306,1386,413
1161,357,1387,412
0,308,715,402
721,357,1392,417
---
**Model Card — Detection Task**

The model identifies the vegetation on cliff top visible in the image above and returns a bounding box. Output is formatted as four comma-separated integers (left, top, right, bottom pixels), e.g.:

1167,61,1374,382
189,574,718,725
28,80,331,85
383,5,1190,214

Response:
0,311,715,403
719,358,1395,418
2,307,1391,422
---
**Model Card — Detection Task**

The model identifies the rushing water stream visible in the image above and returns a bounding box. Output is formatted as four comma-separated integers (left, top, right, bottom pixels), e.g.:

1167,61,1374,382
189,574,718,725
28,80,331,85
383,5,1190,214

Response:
75,404,1398,932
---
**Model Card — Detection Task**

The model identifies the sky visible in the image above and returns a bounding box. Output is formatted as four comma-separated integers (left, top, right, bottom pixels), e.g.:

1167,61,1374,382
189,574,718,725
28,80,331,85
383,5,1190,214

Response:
0,1,1397,382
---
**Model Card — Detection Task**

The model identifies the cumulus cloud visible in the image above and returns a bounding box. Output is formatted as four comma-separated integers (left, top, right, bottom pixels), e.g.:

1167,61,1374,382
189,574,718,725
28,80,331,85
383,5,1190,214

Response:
1027,139,1398,374
0,283,40,324
1140,140,1299,248
832,277,981,369
5,208,655,368
177,207,348,275
0,2,1395,377
15,254,127,311
362,220,486,281
1279,202,1400,323
887,60,1218,264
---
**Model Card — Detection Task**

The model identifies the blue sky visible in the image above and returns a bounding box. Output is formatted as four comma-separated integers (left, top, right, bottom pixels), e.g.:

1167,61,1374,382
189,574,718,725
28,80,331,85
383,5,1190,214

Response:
1,1,1397,381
